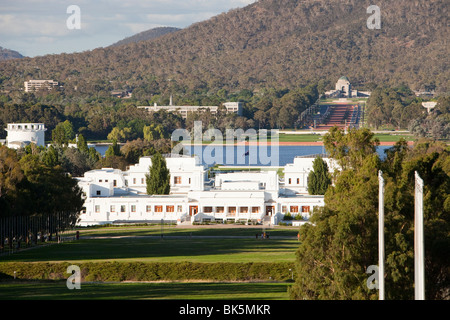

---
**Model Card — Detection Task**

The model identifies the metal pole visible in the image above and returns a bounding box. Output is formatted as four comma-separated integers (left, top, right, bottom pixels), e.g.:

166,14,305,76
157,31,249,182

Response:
378,170,385,300
414,171,425,300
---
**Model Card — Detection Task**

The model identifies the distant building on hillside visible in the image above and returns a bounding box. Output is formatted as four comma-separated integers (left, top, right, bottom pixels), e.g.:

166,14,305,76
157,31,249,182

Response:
325,76,371,98
5,123,46,149
111,90,132,99
138,100,243,119
24,80,58,92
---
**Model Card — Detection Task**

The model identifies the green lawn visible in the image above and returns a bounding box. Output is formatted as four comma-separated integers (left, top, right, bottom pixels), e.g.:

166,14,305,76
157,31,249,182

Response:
0,226,300,264
0,281,291,300
278,134,323,143
373,133,415,142
0,226,298,300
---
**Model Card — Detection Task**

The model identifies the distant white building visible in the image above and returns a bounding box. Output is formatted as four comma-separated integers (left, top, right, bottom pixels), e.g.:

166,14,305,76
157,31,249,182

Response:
138,101,243,119
5,123,47,149
325,76,371,98
24,80,58,92
76,154,337,227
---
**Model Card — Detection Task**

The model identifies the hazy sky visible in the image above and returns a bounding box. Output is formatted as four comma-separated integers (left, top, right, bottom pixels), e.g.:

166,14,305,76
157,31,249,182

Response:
0,0,257,57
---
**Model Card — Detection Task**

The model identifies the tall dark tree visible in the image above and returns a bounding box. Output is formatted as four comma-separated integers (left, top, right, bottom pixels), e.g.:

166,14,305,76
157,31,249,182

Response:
307,156,332,195
146,152,170,195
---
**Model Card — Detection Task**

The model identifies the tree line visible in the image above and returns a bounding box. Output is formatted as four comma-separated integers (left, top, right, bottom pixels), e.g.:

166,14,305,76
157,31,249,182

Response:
289,127,450,300
0,83,319,143
365,87,449,140
0,144,84,252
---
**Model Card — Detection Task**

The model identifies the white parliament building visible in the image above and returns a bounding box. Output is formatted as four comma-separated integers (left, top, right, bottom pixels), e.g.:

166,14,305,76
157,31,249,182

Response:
76,155,338,227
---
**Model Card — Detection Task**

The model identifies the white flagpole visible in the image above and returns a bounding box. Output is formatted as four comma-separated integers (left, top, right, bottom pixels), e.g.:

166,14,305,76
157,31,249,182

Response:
414,171,425,300
378,170,385,300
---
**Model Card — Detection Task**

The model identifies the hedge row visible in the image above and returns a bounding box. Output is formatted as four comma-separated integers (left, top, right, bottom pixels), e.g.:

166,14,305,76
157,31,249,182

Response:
0,261,295,282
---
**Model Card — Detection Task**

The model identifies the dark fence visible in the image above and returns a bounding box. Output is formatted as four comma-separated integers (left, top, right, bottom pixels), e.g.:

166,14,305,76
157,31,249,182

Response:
0,213,77,256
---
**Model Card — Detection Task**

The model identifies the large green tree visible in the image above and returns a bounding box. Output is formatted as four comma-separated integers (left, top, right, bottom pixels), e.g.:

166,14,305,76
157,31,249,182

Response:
146,152,170,195
307,156,332,195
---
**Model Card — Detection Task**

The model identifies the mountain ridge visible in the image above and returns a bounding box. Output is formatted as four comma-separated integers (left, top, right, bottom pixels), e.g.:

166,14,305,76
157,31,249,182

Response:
108,27,181,48
0,46,24,61
0,0,448,95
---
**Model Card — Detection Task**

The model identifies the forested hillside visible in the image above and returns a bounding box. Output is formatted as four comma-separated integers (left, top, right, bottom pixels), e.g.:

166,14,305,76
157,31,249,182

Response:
108,27,181,48
0,0,448,96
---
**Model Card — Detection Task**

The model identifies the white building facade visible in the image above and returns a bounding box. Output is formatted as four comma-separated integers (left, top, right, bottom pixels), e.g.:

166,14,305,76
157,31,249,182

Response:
5,123,47,149
24,80,58,92
76,154,336,226
138,102,243,119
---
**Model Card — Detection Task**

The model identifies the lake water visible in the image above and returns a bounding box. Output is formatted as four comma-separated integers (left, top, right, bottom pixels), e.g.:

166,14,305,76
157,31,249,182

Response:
93,144,392,167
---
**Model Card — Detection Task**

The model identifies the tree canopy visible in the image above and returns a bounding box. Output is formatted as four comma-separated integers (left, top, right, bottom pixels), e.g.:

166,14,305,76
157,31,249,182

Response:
145,152,171,195
290,131,449,300
307,156,332,195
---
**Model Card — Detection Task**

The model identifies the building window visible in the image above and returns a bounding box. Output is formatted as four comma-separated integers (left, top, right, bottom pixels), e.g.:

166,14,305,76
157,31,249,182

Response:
288,178,292,184
251,207,260,213
177,205,183,213
131,205,136,213
302,206,310,213
166,205,175,212
282,205,287,213
216,207,224,213
141,178,144,184
297,178,300,184
189,178,191,184
96,190,101,196
174,176,182,184
110,205,115,212
155,206,163,213
203,206,213,213
228,207,236,215
95,205,100,213
239,207,248,213
290,206,299,213
133,178,136,185
146,205,152,213
120,205,126,213
113,180,117,187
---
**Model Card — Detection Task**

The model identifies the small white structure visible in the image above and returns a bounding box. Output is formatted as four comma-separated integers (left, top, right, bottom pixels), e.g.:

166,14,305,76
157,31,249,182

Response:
24,80,58,92
76,154,336,227
5,123,47,149
422,101,437,113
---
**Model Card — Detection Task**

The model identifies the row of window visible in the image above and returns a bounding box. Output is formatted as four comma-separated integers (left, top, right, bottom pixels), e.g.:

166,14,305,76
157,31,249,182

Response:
93,204,184,213
282,205,310,213
91,205,310,214
123,176,189,186
92,205,263,214
202,206,260,214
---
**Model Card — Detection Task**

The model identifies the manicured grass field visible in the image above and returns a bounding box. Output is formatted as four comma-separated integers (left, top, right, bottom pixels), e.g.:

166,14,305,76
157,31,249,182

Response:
0,226,298,300
0,281,291,300
278,134,323,143
0,226,300,264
